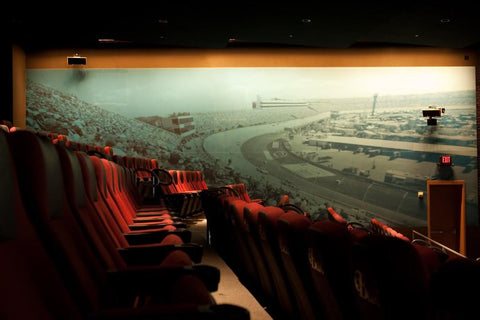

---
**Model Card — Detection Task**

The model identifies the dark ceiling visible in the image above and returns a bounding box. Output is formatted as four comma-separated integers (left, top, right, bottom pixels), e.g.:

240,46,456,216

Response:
9,1,480,51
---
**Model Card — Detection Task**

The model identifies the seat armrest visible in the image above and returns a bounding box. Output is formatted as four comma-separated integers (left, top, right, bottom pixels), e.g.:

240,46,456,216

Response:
132,217,180,223
128,222,187,230
118,243,203,265
106,264,220,293
124,229,191,244
88,303,250,320
134,212,182,220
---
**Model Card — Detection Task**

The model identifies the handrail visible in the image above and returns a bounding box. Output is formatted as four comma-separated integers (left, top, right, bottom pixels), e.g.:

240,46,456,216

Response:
411,230,466,258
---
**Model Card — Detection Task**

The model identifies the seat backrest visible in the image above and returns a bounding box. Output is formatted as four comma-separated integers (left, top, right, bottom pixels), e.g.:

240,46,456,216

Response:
429,256,480,320
103,145,114,160
307,219,359,320
7,130,110,316
0,124,9,132
55,143,128,271
75,151,131,248
243,203,276,308
257,206,298,319
370,218,410,241
95,155,178,232
163,169,180,194
112,159,172,217
197,171,208,190
277,211,319,320
350,234,430,320
7,130,216,319
0,130,82,320
89,154,135,233
200,188,236,253
224,198,258,282
327,206,348,225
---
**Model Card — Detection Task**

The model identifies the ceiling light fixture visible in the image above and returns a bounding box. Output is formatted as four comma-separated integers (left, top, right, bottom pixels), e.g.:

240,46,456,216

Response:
97,38,133,44
440,18,450,23
301,18,312,24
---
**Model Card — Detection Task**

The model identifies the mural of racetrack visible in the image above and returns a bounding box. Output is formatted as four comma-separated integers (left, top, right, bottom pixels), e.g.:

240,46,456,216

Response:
26,66,478,227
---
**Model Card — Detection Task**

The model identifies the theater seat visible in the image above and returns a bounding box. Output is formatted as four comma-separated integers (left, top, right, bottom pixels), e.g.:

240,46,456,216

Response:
243,204,278,312
257,206,298,319
87,155,189,234
1,130,249,320
350,234,430,320
98,157,184,227
276,210,321,320
327,206,348,225
0,130,83,320
307,219,361,320
6,130,218,312
229,183,263,204
55,143,203,265
429,256,480,320
222,198,258,284
200,186,240,256
370,218,409,241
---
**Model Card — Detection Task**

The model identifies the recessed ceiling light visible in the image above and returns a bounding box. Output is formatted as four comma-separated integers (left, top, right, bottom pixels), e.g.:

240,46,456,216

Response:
288,34,294,38
440,18,450,23
301,18,312,24
97,38,133,44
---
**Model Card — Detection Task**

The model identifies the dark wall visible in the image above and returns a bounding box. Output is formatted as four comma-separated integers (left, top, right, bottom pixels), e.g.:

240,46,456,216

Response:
1,43,13,122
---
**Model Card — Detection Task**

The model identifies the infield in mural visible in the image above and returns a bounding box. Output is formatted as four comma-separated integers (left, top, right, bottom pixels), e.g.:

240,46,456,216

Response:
26,67,478,227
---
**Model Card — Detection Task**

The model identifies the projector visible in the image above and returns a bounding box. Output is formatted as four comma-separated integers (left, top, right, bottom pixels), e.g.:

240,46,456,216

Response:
67,55,87,65
422,106,445,125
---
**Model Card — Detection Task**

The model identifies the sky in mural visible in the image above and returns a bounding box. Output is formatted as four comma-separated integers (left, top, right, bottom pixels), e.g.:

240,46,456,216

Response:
27,66,475,117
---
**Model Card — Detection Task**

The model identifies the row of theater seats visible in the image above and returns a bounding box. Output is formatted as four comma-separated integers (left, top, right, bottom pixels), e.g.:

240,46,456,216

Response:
0,128,249,320
201,183,480,320
2,122,208,219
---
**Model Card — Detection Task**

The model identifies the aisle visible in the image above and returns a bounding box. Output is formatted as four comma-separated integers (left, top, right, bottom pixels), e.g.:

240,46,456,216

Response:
187,217,273,320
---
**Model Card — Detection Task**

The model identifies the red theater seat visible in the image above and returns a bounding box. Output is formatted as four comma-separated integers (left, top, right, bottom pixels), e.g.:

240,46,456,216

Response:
1,130,247,320
350,234,431,320
429,256,480,320
75,152,197,249
327,206,348,225
276,210,321,320
199,186,241,256
88,155,186,231
228,183,263,204
227,199,263,289
243,204,278,312
257,206,298,319
55,143,203,265
0,130,83,319
101,158,180,223
7,130,215,287
307,219,362,320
